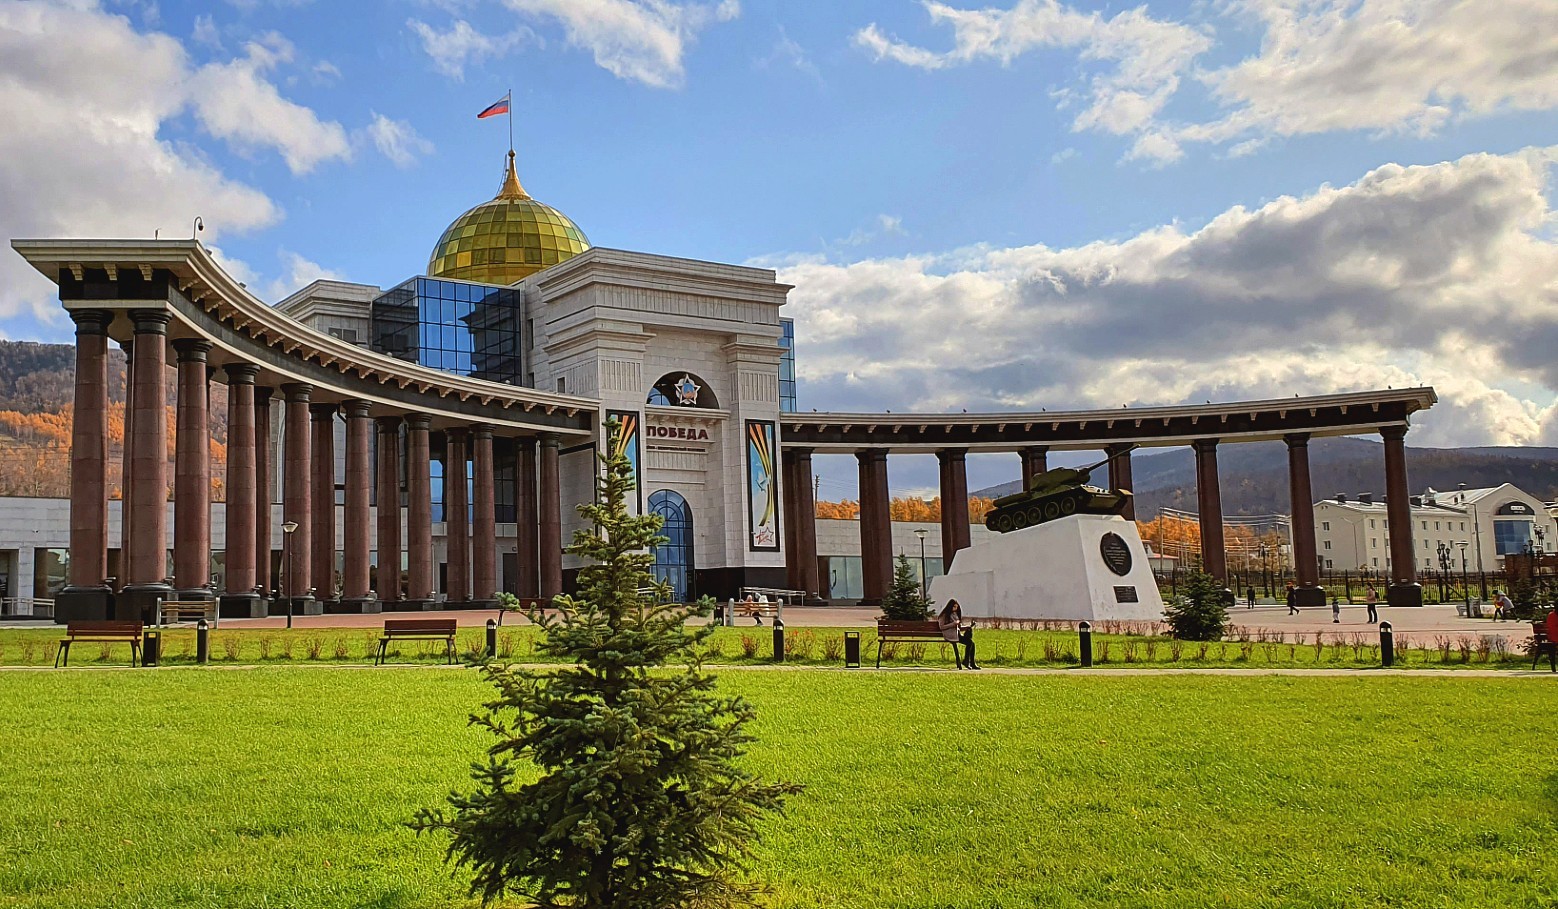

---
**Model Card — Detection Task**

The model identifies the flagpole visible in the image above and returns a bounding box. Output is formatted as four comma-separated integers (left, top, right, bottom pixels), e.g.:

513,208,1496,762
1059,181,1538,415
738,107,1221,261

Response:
507,88,513,154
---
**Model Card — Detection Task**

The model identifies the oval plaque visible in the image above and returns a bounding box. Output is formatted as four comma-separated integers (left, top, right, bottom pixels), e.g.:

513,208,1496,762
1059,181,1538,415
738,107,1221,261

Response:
1100,532,1132,577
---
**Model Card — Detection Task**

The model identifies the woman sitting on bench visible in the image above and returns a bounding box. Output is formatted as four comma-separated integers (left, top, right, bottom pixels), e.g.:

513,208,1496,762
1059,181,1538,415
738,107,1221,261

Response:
938,599,980,670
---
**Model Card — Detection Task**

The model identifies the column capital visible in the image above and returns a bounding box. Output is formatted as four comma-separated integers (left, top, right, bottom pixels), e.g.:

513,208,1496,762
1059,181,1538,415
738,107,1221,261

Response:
131,309,173,334
539,435,561,450
172,338,213,361
1192,437,1220,453
1380,425,1409,442
343,399,372,419
936,447,967,463
281,382,313,402
855,448,888,464
783,445,814,460
446,426,470,442
470,424,494,440
405,413,432,432
374,415,403,433
254,385,274,404
223,363,259,384
309,401,339,420
1283,432,1311,449
69,308,113,335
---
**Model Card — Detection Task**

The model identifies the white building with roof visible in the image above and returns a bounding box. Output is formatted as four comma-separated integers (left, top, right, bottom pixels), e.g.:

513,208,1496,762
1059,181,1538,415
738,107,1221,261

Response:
1314,484,1555,575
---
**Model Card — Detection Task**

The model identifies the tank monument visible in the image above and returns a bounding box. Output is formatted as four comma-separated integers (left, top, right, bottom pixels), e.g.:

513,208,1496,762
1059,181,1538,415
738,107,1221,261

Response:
928,448,1165,622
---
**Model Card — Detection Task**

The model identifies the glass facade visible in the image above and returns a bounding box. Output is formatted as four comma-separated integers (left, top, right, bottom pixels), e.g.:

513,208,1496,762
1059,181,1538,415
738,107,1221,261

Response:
821,555,944,600
370,277,525,385
1494,519,1531,555
779,318,797,412
649,490,694,602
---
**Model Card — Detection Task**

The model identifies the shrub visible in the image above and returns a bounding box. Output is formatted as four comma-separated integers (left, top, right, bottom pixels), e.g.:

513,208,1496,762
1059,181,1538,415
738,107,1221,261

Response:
822,635,843,662
1163,572,1229,642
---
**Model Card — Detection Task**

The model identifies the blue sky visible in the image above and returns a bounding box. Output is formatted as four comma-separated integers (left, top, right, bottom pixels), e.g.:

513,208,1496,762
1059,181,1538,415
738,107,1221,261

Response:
3,0,1558,497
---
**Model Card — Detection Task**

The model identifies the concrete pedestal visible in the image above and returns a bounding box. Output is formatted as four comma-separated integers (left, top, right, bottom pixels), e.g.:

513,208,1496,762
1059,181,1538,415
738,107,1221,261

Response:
1387,583,1424,607
388,599,437,612
218,593,267,619
330,596,381,614
268,595,321,617
120,583,174,623
928,514,1165,622
55,586,114,624
1291,586,1327,608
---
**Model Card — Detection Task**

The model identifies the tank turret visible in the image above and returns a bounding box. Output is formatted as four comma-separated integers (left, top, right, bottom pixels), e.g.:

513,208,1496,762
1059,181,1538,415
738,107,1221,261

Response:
984,446,1137,533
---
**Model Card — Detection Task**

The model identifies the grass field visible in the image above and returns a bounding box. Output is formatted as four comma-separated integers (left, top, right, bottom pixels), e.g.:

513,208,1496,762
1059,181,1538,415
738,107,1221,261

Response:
0,668,1554,907
0,622,1539,671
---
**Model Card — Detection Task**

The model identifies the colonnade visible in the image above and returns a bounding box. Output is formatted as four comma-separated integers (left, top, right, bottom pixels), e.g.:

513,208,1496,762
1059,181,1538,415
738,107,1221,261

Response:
781,433,1421,608
60,307,565,622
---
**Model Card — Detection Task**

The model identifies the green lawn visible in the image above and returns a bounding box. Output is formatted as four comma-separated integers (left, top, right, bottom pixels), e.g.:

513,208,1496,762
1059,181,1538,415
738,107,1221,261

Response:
0,668,1553,907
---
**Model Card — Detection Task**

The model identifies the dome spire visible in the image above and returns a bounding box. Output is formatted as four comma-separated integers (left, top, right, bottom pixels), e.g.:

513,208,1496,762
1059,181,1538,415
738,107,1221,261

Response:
497,149,530,201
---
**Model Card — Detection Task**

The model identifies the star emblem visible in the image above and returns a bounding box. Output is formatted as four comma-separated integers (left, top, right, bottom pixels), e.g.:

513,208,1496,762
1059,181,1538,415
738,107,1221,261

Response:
673,375,700,406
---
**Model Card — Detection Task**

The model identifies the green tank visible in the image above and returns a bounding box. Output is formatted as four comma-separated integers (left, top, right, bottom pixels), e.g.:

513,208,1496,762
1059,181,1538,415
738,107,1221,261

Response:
984,447,1137,533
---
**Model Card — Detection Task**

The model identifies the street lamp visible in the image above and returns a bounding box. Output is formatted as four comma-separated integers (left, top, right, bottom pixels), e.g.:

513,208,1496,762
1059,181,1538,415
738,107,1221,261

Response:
1455,540,1469,607
913,527,929,601
1436,542,1453,603
1257,542,1271,599
281,520,299,629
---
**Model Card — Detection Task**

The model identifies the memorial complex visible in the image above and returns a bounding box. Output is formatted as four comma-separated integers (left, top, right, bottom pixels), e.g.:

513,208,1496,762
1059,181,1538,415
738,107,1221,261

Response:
11,151,1440,623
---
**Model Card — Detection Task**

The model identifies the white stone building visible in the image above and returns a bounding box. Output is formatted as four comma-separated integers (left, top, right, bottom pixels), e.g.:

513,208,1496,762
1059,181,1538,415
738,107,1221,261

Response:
1313,484,1556,575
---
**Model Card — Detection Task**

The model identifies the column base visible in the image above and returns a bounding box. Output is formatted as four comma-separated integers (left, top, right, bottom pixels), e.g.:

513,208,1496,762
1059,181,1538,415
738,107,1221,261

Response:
468,598,498,611
55,585,115,624
856,597,883,608
441,599,472,611
268,596,321,617
388,598,437,612
1291,586,1327,608
218,593,267,619
328,596,381,614
175,587,216,603
120,583,174,623
1386,583,1423,607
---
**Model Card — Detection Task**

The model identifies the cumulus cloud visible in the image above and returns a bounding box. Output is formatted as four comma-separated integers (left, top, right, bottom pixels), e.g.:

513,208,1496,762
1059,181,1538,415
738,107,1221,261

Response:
262,251,346,302
857,0,1558,163
365,113,435,168
407,17,535,80
773,148,1558,447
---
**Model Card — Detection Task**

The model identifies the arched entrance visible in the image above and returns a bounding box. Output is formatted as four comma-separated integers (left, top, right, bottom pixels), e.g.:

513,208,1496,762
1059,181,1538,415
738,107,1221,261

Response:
648,489,694,602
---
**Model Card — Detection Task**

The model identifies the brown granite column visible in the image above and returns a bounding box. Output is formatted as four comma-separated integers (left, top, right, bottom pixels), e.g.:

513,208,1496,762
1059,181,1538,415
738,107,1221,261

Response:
254,386,273,601
118,338,134,590
1285,433,1325,607
857,449,892,606
59,309,112,621
1382,425,1422,606
1106,444,1136,522
516,438,539,599
937,448,971,566
444,429,470,606
172,340,214,601
791,448,819,599
310,402,337,603
470,425,497,607
121,311,173,619
538,436,563,600
280,384,315,611
340,400,377,612
1193,439,1227,583
405,414,434,609
375,416,402,605
219,364,263,617
782,451,802,591
1020,446,1048,488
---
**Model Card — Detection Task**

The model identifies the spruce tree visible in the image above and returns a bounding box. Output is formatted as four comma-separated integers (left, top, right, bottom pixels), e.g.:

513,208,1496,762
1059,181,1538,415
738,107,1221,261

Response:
414,426,801,908
881,552,931,620
1163,570,1229,641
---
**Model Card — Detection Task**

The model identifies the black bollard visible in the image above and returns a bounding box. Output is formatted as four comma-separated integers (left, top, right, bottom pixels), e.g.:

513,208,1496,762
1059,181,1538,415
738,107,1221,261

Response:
1079,621,1093,668
772,618,785,663
196,619,210,665
1379,620,1394,668
485,618,498,659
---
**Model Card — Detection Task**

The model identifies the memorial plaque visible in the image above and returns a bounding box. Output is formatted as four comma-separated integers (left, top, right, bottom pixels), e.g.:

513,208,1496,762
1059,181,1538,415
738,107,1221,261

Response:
1114,585,1139,603
1099,532,1132,576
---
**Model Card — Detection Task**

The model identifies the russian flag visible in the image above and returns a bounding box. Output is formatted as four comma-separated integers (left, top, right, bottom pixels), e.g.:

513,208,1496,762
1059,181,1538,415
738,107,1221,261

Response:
477,93,511,119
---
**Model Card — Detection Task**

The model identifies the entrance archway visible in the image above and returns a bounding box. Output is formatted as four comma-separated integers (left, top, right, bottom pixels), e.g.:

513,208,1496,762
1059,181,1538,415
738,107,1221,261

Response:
648,489,694,602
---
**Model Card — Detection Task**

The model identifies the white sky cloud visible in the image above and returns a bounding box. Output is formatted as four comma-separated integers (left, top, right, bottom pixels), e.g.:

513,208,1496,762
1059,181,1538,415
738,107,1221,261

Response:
365,113,435,168
774,147,1558,447
407,17,535,80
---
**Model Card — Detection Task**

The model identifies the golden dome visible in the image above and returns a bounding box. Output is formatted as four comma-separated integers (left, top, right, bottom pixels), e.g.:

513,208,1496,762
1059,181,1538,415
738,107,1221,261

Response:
427,151,590,285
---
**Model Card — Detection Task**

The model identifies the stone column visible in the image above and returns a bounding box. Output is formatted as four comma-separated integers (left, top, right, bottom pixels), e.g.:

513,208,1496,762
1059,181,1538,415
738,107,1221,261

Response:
280,384,315,613
1193,439,1227,583
516,439,539,599
782,451,801,591
471,425,497,607
857,449,892,605
340,400,377,612
1020,446,1048,488
1285,433,1325,607
121,311,173,620
1106,444,1136,521
444,429,471,606
254,387,273,601
375,416,402,605
219,364,263,617
59,309,113,622
172,340,214,601
310,402,337,604
538,437,563,600
118,338,134,590
937,448,971,566
1381,425,1422,606
405,415,435,609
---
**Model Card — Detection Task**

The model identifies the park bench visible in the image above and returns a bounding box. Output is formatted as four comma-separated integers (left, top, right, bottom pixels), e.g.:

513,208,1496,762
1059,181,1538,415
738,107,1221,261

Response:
375,618,459,666
735,600,780,625
1532,622,1557,672
875,619,957,669
159,599,217,626
56,621,144,668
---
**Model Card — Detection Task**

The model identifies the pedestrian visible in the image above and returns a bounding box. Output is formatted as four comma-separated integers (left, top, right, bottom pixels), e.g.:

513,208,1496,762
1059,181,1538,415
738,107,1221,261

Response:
938,598,979,670
1245,586,1256,609
1285,582,1298,615
1331,594,1341,623
1365,584,1379,624
1493,589,1514,622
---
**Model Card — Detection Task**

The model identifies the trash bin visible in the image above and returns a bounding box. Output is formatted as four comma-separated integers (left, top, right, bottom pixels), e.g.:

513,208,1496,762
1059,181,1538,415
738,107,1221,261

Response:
142,631,160,668
714,602,726,627
843,631,861,668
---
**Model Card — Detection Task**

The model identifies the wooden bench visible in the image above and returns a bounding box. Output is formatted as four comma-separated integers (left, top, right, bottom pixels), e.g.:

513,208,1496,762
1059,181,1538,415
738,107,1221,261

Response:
735,601,780,625
1532,621,1557,672
375,618,459,666
56,621,144,668
875,619,957,669
159,599,217,626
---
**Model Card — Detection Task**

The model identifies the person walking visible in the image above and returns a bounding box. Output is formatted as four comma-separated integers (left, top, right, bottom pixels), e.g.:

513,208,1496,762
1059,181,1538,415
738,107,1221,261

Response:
1331,594,1341,624
1245,586,1256,609
1493,590,1514,622
1365,585,1379,624
1286,582,1298,615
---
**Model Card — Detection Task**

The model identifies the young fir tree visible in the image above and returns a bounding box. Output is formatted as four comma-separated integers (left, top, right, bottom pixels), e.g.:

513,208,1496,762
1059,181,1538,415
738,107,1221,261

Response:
1163,570,1230,641
414,428,801,908
880,552,931,620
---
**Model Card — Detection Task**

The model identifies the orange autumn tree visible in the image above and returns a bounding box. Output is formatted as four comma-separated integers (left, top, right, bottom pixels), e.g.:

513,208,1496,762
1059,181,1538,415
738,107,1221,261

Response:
815,496,996,524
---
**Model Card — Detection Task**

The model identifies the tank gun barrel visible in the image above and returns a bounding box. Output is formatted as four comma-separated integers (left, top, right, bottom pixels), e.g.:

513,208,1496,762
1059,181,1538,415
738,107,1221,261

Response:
1076,443,1141,477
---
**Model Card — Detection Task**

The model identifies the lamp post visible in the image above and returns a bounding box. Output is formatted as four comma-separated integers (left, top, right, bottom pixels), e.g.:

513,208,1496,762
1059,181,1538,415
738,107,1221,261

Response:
281,520,299,629
1436,542,1452,603
1456,540,1469,608
913,527,929,601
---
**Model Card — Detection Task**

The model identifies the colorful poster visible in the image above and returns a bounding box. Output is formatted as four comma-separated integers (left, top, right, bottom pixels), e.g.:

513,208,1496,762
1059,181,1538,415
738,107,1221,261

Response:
746,420,780,550
607,410,642,513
